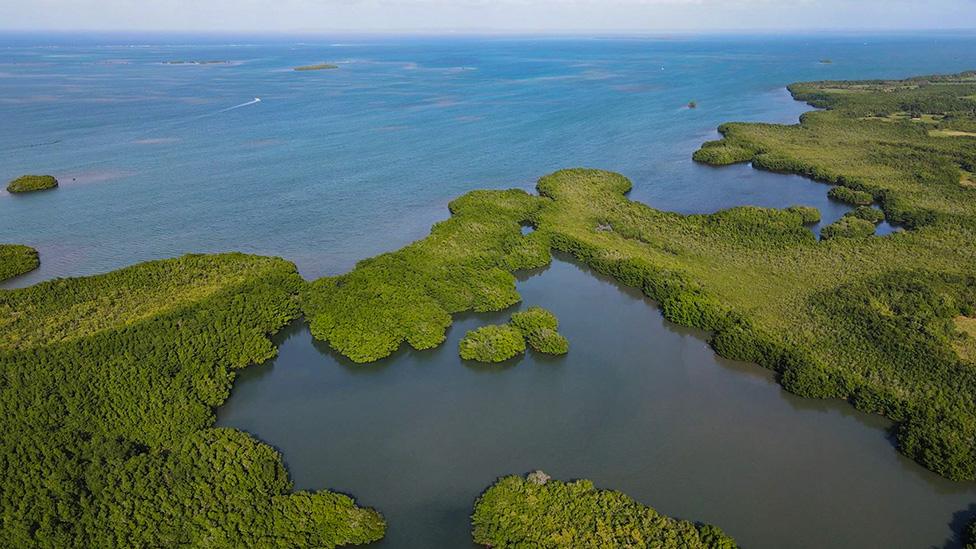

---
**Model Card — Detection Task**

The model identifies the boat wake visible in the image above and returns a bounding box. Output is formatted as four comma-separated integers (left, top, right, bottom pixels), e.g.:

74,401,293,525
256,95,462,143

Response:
131,97,263,142
218,97,261,113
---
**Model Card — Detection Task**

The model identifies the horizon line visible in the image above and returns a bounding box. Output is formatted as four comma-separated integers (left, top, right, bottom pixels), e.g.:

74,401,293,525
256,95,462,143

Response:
2,27,976,36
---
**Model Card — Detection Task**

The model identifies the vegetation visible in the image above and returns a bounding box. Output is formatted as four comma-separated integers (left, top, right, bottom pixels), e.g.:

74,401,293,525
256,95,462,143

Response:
847,205,886,224
0,244,39,281
6,174,57,193
820,215,876,240
510,307,569,355
785,205,821,224
683,71,976,480
305,71,976,482
929,129,976,138
294,63,339,71
0,254,384,547
302,189,549,363
827,186,874,206
458,307,569,362
471,473,738,548
459,324,526,362
688,100,697,109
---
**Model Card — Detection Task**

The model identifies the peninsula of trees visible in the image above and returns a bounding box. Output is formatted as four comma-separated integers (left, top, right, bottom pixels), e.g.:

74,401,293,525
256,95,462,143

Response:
302,72,976,481
6,174,57,193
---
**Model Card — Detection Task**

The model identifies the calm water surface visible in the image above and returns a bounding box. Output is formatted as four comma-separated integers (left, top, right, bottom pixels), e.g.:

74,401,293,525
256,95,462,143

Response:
4,32,976,547
218,257,976,548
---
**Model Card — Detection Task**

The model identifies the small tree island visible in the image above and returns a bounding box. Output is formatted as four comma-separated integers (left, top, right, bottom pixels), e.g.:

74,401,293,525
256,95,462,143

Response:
472,472,739,548
459,307,569,363
6,174,58,193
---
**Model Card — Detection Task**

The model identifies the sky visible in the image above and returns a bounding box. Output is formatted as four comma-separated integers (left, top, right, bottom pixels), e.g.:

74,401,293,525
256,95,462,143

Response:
3,0,976,33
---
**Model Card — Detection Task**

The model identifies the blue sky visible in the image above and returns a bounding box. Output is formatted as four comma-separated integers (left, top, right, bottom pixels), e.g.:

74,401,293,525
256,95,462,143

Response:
3,0,976,32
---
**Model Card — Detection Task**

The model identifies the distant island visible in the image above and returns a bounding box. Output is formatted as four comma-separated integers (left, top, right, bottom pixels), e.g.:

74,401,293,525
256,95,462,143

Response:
163,60,229,65
6,174,58,193
294,63,339,71
819,59,833,64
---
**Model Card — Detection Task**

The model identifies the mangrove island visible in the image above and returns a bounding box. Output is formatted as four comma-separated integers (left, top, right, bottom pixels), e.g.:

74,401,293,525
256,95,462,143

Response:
472,472,738,548
6,174,57,193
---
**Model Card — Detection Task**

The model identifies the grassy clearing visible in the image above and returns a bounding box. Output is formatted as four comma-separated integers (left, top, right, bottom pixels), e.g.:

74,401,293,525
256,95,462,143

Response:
0,254,384,547
930,129,976,137
472,473,738,548
956,316,976,363
962,170,976,188
305,71,976,481
0,244,39,282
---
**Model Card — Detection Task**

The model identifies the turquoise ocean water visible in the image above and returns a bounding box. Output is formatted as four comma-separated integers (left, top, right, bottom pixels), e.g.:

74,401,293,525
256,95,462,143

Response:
3,32,974,286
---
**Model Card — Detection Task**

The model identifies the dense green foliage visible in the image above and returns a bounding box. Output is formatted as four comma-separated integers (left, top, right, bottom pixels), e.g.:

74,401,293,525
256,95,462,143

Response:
820,215,876,240
680,71,976,479
847,205,886,224
510,306,569,355
785,205,821,224
6,174,57,193
471,473,738,548
302,189,550,362
459,324,527,363
304,71,976,481
0,244,39,281
691,141,755,165
828,185,874,206
0,254,384,547
458,307,569,362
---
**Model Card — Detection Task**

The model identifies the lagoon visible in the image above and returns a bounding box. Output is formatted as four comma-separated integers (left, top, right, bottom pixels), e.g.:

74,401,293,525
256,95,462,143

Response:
219,256,976,548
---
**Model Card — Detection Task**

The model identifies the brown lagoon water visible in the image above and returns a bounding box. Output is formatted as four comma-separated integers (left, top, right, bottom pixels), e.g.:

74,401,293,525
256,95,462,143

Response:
218,255,976,548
